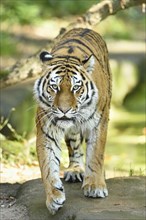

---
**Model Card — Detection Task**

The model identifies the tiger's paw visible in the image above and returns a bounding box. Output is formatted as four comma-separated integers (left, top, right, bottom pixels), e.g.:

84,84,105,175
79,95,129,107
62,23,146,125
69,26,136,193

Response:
64,166,84,182
46,190,65,215
82,177,108,198
46,180,66,215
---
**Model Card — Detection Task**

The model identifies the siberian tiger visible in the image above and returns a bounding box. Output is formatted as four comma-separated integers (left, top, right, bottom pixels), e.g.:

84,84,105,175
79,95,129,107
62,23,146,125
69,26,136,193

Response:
34,28,112,215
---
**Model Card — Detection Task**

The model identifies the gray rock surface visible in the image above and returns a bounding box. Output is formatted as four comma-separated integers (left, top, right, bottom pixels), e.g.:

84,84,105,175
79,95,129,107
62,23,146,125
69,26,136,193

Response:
0,177,145,220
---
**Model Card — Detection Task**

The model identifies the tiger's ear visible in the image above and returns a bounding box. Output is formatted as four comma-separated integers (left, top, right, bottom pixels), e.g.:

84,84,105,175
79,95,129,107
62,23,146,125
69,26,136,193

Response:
82,55,95,75
40,51,53,62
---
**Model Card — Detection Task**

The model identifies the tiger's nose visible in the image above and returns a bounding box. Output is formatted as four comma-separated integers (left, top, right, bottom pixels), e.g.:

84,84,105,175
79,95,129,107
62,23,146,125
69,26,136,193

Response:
58,107,71,114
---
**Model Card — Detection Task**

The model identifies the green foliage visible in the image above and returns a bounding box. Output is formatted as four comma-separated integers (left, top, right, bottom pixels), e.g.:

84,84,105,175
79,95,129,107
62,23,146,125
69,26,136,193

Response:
102,17,133,40
0,68,10,79
45,0,97,17
124,83,145,112
10,95,36,137
105,107,145,176
0,0,99,25
0,109,37,165
111,60,138,106
0,109,25,142
0,135,37,165
123,59,146,112
0,0,41,24
117,6,145,30
0,32,18,56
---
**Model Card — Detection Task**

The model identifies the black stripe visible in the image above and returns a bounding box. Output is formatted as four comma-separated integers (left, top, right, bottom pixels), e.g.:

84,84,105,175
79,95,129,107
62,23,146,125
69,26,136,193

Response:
55,70,64,74
90,81,94,90
45,146,60,165
88,32,105,50
46,146,53,151
70,160,80,164
52,158,59,166
54,55,81,62
68,46,74,54
37,76,43,89
69,70,77,75
69,138,76,143
46,72,51,79
55,186,64,192
37,77,51,108
52,65,61,71
87,109,96,120
42,78,46,89
85,82,89,100
39,96,51,107
52,45,67,53
80,73,86,81
57,39,97,60
46,133,61,151
46,170,50,179
88,164,96,173
71,65,80,72
86,94,89,100
86,32,99,44
73,152,84,158
53,44,87,57
80,133,84,143
72,76,78,80
53,198,64,206
79,28,91,37
65,64,72,68
97,158,102,168
84,90,96,107
55,156,60,165
73,145,80,150
40,127,61,151
37,77,42,95
75,45,87,55
50,78,55,83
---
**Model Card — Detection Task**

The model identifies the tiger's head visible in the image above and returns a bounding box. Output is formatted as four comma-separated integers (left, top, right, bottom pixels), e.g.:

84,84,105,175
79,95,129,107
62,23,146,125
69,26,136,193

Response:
34,51,98,129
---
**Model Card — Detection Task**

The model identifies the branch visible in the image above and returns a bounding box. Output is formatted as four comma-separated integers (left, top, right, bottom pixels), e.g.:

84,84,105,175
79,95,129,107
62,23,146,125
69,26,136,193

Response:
67,0,146,29
1,0,145,89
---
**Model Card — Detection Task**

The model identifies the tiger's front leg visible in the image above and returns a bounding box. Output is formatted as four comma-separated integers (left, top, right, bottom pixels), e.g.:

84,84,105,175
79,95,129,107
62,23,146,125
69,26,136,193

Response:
36,112,65,215
82,113,109,198
64,131,84,182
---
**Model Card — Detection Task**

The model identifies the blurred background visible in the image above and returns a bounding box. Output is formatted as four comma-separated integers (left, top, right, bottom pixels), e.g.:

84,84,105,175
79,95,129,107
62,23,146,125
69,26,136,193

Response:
0,0,145,183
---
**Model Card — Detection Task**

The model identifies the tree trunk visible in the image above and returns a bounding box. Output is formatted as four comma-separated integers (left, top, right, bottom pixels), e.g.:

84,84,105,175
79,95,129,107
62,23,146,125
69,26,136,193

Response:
0,0,145,88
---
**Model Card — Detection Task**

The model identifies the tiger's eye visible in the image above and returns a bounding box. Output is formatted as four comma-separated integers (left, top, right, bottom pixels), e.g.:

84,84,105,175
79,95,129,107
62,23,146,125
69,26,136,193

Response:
51,84,58,90
73,85,80,91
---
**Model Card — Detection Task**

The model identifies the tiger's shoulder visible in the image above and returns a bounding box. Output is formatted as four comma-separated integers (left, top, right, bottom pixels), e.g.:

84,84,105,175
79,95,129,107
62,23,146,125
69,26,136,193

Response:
52,28,109,62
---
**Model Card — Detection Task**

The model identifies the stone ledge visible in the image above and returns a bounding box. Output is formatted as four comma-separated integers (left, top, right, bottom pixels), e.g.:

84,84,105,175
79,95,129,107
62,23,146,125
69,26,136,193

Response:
0,177,145,220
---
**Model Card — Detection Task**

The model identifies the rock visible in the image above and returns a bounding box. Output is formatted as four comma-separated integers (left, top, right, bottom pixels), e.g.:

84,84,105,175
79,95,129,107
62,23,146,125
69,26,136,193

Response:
0,177,145,220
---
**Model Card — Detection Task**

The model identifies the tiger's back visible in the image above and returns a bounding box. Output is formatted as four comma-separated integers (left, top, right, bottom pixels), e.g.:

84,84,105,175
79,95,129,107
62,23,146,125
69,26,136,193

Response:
52,28,107,62
34,28,112,215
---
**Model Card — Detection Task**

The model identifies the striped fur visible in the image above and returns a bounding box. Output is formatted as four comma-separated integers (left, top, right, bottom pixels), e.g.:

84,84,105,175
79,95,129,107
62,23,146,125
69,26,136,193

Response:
34,28,112,215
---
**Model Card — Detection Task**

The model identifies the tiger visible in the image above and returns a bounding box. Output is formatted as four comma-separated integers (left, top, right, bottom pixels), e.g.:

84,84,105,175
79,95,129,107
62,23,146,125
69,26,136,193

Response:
34,28,112,215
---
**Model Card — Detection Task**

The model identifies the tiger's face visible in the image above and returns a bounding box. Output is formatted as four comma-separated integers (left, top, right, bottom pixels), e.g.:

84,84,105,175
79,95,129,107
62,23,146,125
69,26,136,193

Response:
34,52,98,129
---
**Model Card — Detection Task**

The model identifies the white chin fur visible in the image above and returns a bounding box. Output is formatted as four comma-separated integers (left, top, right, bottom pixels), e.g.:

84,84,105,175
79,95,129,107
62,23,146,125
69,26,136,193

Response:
56,120,74,129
